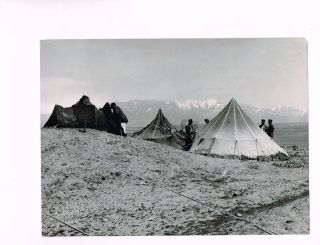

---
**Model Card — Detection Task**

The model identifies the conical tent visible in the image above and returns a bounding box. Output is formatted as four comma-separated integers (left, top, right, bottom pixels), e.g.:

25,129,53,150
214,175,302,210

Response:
132,109,182,148
190,98,288,158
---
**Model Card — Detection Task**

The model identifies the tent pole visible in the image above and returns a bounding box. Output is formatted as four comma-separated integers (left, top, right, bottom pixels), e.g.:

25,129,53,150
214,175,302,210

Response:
207,138,215,156
234,140,238,155
232,99,240,158
151,110,160,139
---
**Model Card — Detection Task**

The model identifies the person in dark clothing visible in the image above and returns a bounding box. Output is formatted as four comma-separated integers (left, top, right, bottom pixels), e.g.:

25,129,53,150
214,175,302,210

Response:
204,119,210,124
101,102,114,133
266,119,274,139
259,119,267,132
184,119,194,151
111,102,128,136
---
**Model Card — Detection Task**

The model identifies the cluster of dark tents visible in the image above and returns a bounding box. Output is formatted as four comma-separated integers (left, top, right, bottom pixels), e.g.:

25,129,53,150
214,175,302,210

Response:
44,95,123,135
44,96,288,159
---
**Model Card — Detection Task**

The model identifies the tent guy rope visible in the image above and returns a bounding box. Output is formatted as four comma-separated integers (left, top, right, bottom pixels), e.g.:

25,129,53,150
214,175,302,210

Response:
96,161,280,235
47,213,90,236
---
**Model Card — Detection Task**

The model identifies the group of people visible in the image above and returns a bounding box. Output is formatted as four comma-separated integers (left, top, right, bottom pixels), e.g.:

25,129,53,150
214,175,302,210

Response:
259,119,274,139
182,118,276,151
183,118,209,151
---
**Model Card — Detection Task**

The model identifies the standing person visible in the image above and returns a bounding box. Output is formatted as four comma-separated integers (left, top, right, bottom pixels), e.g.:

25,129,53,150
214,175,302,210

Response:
204,119,210,124
259,119,267,132
111,102,128,136
102,102,114,133
266,119,274,139
184,119,194,151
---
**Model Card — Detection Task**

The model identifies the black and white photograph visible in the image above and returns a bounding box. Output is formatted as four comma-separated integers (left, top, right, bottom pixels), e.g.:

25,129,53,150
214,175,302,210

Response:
2,1,320,244
41,38,309,236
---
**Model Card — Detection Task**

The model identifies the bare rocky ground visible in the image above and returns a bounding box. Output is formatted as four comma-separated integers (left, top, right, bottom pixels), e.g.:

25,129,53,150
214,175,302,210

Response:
41,128,309,236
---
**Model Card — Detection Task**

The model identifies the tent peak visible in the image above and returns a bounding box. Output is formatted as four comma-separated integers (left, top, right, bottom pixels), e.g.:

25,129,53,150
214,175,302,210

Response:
80,95,90,101
230,97,237,102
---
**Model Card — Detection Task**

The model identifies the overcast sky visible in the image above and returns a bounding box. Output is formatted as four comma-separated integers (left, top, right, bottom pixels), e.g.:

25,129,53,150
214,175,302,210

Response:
41,38,308,113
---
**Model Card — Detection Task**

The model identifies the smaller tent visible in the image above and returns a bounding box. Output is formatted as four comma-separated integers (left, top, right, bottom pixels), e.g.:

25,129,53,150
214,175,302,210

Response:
43,105,79,128
132,109,183,148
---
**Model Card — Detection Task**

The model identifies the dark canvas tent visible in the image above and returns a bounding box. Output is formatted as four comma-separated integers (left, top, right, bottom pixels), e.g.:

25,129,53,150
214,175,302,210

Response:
71,96,99,128
190,98,288,158
132,109,183,148
43,105,79,128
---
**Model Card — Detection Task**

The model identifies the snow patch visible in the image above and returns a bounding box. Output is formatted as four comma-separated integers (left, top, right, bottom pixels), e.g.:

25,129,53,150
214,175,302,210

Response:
175,98,217,110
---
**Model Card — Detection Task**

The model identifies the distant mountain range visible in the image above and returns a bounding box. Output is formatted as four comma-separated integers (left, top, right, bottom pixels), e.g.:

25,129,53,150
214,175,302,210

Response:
115,99,308,127
41,98,308,127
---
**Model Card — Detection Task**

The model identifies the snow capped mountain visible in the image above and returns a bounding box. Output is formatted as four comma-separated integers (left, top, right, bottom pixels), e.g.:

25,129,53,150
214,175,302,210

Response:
250,105,308,121
115,99,308,127
236,104,309,126
175,98,217,110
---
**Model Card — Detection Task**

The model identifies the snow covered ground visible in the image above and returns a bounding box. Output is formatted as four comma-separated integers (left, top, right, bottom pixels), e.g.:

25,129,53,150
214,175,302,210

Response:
41,128,309,236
